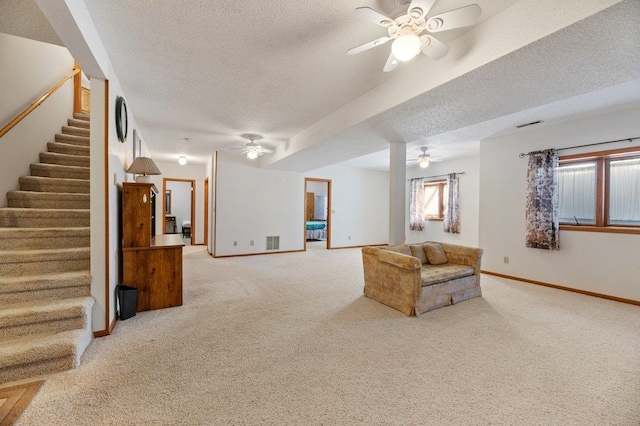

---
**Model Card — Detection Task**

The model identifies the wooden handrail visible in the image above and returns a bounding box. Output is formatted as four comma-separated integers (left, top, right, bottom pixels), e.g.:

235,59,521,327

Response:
0,66,81,139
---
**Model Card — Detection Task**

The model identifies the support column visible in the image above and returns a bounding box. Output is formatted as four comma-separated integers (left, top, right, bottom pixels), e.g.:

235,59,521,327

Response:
389,142,406,245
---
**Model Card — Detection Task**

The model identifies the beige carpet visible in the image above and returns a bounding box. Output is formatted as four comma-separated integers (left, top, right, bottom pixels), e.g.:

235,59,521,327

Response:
15,246,640,425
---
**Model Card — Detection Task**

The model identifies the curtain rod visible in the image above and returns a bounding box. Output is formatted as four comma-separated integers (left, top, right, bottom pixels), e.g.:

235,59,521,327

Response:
407,172,465,181
518,137,639,158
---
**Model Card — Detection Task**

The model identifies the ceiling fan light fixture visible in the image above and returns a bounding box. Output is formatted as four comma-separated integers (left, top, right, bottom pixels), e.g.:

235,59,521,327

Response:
246,150,259,160
178,155,187,165
391,34,421,62
419,157,430,168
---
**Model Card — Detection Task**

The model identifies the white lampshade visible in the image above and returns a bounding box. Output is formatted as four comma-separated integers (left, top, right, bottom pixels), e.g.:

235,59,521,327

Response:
126,157,161,182
392,34,421,62
246,150,259,160
419,157,430,168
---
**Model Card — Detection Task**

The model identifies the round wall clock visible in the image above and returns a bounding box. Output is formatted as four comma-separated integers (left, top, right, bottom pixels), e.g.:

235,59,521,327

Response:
115,96,128,143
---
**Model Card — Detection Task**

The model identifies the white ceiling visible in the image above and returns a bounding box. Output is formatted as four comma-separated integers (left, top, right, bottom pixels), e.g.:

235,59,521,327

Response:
3,0,640,171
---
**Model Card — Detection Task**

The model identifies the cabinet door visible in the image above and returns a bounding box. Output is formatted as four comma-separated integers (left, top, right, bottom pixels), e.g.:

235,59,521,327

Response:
123,183,153,247
123,247,183,311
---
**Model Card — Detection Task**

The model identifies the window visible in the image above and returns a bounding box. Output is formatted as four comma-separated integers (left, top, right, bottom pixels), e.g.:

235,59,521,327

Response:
558,147,640,232
422,181,448,220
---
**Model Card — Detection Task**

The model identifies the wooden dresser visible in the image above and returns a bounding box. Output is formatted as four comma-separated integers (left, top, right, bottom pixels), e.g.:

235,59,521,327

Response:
122,182,184,312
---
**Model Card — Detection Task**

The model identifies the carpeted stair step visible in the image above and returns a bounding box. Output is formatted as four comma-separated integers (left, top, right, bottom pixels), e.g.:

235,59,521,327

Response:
73,112,90,122
7,191,90,209
0,271,90,305
29,163,89,180
0,208,89,228
67,118,90,129
39,152,90,168
0,247,90,275
19,176,89,193
46,142,89,156
0,326,93,384
60,126,90,137
0,297,93,340
54,133,89,147
0,227,90,250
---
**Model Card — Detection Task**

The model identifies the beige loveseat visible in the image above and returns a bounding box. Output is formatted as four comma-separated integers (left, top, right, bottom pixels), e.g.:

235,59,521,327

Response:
361,242,483,316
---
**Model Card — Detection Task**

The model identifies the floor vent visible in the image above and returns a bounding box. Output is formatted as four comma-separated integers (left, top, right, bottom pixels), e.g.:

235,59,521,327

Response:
266,236,280,250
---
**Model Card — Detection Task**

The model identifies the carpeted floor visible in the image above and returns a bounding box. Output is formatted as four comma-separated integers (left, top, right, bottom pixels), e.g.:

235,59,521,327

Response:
14,246,640,425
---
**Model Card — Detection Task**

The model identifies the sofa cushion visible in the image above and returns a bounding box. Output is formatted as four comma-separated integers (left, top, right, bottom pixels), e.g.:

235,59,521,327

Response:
421,264,474,286
383,244,412,256
409,244,429,265
424,243,448,265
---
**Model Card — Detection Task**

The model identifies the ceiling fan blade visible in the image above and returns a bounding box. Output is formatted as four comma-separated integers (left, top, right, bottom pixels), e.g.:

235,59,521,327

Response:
260,147,274,154
420,35,450,60
383,52,399,72
355,7,396,27
426,4,482,33
407,0,437,20
347,36,391,55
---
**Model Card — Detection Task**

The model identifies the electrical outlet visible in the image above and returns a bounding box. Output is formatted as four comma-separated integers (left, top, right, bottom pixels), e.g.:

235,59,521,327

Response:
233,241,237,247
250,240,254,246
503,256,509,264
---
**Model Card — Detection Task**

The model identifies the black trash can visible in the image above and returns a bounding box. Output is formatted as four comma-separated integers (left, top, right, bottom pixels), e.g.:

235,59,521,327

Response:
117,284,138,320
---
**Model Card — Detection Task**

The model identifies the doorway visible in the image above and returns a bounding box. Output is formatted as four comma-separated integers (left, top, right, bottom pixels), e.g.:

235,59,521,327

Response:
304,178,331,250
163,178,195,245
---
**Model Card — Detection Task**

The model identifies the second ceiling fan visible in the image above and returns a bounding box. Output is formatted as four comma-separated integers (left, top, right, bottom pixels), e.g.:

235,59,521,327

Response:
347,0,482,72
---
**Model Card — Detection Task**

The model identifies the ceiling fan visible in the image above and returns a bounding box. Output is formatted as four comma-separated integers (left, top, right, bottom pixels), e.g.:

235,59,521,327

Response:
230,134,274,159
347,0,482,72
408,147,441,168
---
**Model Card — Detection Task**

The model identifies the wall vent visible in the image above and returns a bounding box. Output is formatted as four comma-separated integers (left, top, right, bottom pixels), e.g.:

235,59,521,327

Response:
266,236,280,250
516,120,543,129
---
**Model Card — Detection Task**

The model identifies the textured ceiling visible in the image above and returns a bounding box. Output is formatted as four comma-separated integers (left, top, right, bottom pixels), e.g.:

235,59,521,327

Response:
4,0,639,171
78,0,520,165
0,0,62,46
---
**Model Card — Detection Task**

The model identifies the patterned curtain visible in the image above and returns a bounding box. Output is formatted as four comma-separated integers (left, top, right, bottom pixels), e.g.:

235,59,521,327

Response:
526,149,560,250
443,173,460,233
409,178,425,231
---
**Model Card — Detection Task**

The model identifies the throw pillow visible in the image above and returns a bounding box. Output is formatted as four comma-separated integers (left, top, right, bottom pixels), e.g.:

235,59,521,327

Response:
396,244,412,256
409,244,429,265
424,243,448,265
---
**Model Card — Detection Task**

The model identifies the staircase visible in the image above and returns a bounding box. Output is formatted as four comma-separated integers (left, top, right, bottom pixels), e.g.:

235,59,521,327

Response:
0,113,94,384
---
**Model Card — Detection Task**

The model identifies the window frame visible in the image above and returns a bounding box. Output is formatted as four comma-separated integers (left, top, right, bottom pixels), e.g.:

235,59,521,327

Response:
559,146,640,235
422,180,447,221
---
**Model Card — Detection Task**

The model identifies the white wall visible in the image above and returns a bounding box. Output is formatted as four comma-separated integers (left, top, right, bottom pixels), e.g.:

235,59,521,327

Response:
151,161,206,244
215,151,304,256
214,153,390,255
90,75,143,333
306,165,390,247
479,107,640,301
0,33,74,206
406,155,480,248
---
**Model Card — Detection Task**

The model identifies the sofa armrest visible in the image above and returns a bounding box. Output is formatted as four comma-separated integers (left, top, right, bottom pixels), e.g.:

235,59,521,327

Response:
437,243,483,275
361,247,422,316
377,249,421,270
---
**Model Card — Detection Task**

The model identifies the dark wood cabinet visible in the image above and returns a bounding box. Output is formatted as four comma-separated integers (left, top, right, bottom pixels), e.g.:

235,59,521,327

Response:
122,183,184,312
